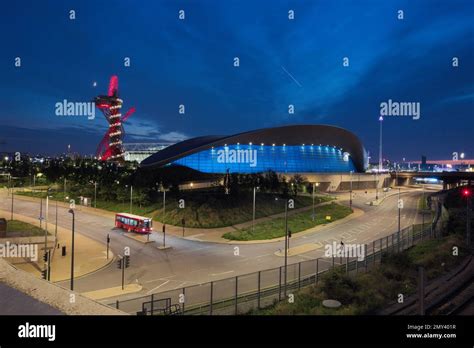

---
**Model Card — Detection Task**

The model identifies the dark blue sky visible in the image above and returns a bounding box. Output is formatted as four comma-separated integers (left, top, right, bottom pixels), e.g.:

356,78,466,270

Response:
1,0,473,161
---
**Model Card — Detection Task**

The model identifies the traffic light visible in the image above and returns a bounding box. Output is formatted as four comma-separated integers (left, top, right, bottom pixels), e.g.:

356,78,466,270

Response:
181,218,185,226
43,252,48,262
41,269,48,280
288,229,292,238
117,258,122,269
107,234,110,244
124,255,130,268
162,225,166,233
462,188,471,197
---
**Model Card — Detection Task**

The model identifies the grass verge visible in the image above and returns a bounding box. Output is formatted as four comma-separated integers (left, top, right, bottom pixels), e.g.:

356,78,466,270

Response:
223,202,352,241
253,233,467,314
5,220,48,237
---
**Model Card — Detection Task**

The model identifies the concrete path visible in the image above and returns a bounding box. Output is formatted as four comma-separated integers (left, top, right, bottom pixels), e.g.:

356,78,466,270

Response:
0,207,114,282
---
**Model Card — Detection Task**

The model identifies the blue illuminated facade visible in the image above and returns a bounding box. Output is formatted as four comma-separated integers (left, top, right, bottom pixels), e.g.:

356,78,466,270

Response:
171,144,356,174
141,125,368,173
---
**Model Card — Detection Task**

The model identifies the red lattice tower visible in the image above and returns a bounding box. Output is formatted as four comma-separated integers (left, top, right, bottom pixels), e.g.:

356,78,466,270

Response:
94,76,135,162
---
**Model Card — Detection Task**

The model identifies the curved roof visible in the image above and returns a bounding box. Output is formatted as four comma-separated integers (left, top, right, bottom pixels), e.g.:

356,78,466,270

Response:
141,124,367,172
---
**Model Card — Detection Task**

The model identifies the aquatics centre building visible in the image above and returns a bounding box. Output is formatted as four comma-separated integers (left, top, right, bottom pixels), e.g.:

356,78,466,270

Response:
140,125,368,174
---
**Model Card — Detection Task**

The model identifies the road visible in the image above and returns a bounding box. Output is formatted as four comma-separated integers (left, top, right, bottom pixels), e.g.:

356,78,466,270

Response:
0,187,425,303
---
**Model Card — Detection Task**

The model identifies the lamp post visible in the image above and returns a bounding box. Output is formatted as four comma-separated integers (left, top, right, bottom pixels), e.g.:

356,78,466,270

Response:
39,197,43,229
275,197,289,297
130,185,133,213
349,171,353,210
463,188,471,247
378,116,383,172
398,188,401,251
375,172,379,201
93,181,97,208
422,184,425,232
10,183,14,221
284,199,289,297
55,199,58,238
45,195,49,233
160,184,167,248
68,208,75,291
312,182,320,221
252,186,259,233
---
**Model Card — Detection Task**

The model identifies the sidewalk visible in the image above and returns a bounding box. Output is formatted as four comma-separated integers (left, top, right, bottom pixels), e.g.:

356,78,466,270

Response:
0,208,114,282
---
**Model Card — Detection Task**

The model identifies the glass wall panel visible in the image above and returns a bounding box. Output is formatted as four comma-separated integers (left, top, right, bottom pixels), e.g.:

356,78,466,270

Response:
171,144,356,173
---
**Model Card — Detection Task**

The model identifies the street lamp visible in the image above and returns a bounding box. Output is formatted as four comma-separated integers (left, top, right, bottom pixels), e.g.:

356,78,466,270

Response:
252,186,259,233
129,185,133,213
91,181,97,208
312,182,320,221
375,172,379,201
422,184,425,232
44,189,52,254
68,208,75,290
463,188,471,247
10,182,14,221
39,197,43,229
55,199,58,238
398,188,401,251
349,171,353,210
275,197,289,297
378,116,383,172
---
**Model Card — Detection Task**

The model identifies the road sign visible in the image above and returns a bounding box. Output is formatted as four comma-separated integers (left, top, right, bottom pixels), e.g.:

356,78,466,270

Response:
398,199,404,209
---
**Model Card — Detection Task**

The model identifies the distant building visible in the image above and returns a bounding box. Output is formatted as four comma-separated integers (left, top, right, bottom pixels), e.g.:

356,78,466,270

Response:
123,143,172,163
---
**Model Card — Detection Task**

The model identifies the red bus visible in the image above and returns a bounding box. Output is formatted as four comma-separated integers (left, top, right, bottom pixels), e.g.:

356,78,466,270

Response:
115,213,153,234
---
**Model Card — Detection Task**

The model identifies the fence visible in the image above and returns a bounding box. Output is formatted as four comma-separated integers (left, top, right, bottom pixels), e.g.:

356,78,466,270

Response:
108,201,445,315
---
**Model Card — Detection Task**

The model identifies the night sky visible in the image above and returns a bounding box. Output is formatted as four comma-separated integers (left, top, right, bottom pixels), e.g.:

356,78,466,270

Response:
0,0,472,162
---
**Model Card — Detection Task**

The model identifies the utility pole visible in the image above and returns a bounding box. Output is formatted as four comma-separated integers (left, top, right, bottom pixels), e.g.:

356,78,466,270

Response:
130,185,133,214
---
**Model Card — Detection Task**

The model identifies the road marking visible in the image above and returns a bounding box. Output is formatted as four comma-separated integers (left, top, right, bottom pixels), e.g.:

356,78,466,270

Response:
146,280,170,294
188,233,204,238
298,254,316,260
210,270,234,277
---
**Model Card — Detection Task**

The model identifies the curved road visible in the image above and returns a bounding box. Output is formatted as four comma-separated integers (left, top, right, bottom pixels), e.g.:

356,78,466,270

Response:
0,188,425,301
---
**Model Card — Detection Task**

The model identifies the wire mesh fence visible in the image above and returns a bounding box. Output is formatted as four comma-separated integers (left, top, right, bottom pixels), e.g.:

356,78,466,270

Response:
108,203,445,315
